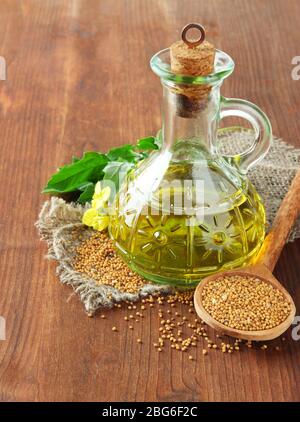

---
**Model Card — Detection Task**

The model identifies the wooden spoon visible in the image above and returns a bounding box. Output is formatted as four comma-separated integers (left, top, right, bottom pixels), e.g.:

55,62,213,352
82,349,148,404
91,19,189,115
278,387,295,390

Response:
194,169,300,341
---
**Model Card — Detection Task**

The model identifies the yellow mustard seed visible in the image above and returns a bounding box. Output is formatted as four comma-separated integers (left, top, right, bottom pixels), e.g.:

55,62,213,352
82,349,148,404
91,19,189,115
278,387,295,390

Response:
202,275,291,332
73,232,145,294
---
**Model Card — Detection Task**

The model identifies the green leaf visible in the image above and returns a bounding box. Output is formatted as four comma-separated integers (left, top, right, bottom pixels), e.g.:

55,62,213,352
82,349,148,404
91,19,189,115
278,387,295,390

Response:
42,134,161,203
43,152,108,194
78,183,95,204
136,136,158,151
103,161,134,192
107,144,141,162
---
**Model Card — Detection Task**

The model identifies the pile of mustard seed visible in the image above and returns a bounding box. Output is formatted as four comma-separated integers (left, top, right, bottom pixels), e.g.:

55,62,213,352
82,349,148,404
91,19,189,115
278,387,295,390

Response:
73,232,145,293
202,275,291,331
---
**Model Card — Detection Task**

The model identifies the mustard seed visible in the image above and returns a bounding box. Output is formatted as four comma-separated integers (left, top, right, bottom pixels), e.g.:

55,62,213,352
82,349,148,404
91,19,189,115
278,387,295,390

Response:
73,232,145,294
202,275,291,331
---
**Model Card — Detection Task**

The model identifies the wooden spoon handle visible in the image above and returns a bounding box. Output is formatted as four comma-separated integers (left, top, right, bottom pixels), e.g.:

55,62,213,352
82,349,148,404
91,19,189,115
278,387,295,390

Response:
257,168,300,271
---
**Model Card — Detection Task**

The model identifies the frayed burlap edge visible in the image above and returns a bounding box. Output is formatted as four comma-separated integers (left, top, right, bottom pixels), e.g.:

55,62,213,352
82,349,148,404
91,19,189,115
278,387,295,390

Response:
36,198,173,315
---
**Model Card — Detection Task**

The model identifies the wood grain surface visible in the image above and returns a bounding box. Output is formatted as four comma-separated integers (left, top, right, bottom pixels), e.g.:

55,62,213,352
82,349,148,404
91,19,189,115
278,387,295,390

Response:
0,0,300,402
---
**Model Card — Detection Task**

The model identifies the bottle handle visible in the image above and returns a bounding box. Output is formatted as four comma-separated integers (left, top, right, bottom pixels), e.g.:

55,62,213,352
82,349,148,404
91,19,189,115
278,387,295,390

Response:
219,97,272,174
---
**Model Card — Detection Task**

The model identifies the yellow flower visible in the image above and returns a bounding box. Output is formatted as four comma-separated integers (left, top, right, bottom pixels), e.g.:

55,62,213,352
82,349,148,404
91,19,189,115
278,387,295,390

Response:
94,181,102,196
82,208,110,231
92,215,109,231
82,208,98,226
82,182,111,231
91,182,111,210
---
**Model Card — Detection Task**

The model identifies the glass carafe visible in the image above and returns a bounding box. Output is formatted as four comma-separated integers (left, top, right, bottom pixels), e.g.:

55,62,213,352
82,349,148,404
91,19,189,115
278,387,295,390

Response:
109,47,272,287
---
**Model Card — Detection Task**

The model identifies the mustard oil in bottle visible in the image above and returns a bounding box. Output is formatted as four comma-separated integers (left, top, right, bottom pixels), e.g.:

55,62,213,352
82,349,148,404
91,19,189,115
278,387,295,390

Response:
109,160,266,287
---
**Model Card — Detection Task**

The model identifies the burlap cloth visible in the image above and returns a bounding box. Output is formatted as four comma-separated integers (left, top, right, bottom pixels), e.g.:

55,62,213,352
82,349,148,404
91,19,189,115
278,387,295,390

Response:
36,129,300,315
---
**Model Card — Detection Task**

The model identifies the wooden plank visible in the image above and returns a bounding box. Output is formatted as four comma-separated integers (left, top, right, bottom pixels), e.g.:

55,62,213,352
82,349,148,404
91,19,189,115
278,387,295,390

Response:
0,0,299,402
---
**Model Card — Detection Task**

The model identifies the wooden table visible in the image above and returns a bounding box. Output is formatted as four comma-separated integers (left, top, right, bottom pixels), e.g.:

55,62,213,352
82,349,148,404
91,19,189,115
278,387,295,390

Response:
0,0,299,402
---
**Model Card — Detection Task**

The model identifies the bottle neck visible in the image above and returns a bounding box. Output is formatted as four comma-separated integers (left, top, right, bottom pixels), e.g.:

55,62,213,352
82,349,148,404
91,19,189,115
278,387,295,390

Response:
161,81,221,161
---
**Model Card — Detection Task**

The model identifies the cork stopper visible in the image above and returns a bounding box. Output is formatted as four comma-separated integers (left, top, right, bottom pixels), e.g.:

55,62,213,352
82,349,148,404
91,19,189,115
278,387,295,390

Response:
170,23,215,117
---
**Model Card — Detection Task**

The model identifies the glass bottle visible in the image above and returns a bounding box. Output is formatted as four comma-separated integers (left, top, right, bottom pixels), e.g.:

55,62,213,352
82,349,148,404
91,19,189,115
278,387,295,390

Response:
109,43,272,287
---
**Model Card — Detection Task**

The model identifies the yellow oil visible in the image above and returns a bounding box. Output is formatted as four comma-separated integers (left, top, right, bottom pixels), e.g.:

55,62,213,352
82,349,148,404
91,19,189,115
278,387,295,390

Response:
109,162,266,287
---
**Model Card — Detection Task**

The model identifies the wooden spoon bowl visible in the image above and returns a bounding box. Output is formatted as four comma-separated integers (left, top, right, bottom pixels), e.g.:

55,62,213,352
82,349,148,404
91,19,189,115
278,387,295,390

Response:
194,265,296,341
